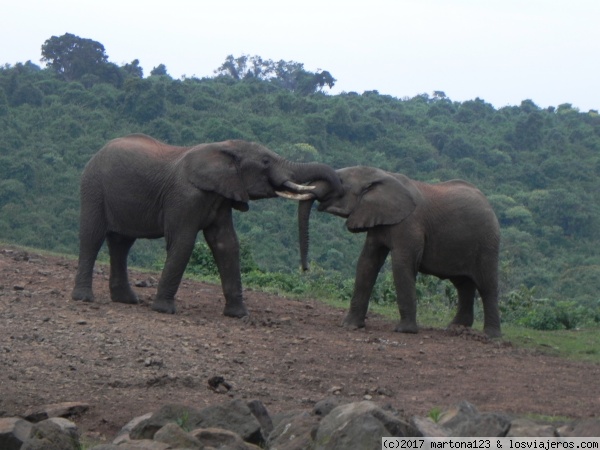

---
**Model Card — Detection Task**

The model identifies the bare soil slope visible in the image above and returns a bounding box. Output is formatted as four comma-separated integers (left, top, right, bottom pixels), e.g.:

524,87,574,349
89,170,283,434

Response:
1,246,598,443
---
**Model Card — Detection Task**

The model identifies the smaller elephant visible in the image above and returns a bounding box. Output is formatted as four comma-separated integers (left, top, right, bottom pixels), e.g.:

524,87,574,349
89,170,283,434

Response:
298,166,501,338
72,134,342,317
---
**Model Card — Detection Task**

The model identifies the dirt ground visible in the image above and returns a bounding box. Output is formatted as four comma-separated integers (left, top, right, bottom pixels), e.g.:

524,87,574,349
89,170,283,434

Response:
0,246,599,443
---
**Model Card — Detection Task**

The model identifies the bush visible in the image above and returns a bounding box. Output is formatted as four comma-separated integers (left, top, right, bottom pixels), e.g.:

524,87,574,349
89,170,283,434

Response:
187,238,259,277
518,300,587,330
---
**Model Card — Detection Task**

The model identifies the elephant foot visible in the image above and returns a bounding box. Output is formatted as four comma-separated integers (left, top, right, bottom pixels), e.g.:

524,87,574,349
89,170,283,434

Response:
394,320,418,334
449,315,474,328
341,314,366,330
152,298,176,314
72,288,94,302
110,286,139,305
223,303,248,318
484,326,502,339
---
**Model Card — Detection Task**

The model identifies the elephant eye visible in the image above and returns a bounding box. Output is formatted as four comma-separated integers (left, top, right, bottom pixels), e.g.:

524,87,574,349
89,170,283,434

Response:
262,157,270,167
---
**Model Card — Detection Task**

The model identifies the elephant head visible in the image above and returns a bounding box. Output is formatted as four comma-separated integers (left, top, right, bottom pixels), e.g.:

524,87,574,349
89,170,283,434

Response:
298,166,421,270
182,139,343,209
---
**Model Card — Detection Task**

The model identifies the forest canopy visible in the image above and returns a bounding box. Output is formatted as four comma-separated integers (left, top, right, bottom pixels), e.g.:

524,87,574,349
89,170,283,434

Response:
1,33,600,323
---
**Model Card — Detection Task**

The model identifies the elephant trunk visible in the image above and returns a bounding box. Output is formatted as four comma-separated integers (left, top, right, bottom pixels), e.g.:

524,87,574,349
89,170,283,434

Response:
298,198,316,271
283,161,342,197
276,160,341,272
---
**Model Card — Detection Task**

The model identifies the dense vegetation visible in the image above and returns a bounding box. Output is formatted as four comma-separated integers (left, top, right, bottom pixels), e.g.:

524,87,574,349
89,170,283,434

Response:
1,34,599,330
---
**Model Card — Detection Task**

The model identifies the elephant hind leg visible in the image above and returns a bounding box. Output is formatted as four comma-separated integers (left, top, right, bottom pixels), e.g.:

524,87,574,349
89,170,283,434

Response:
479,283,501,338
448,276,476,328
106,233,139,304
72,208,107,302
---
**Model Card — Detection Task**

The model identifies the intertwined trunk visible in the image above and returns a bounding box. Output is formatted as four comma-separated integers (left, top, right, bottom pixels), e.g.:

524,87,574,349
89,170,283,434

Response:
298,199,316,271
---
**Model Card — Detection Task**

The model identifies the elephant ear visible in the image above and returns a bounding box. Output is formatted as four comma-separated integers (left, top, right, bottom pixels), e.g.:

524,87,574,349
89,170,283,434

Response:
184,144,249,204
346,174,419,232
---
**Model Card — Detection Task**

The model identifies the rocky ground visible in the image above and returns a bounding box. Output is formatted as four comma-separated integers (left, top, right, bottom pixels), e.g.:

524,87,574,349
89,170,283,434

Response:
0,246,599,445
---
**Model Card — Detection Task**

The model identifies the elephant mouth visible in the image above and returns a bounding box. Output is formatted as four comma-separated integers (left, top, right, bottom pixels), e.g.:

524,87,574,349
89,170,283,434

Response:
319,204,349,218
275,181,316,201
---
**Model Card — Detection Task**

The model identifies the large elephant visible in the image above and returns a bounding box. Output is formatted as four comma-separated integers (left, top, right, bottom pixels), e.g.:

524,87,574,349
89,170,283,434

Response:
298,166,501,338
72,133,341,317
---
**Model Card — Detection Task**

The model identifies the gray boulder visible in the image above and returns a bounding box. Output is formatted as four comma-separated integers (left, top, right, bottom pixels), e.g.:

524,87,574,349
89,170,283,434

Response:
558,418,600,437
436,400,510,437
268,410,320,450
0,417,32,450
192,427,262,449
130,404,204,440
129,399,263,445
153,422,202,448
20,418,80,450
314,401,412,450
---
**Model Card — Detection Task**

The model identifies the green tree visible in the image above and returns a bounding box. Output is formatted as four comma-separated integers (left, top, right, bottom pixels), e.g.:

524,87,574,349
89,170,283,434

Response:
41,33,109,82
150,64,169,77
122,59,144,78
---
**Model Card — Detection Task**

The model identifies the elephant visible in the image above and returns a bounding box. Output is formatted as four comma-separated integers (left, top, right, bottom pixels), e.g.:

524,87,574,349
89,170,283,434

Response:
298,166,502,338
72,133,342,317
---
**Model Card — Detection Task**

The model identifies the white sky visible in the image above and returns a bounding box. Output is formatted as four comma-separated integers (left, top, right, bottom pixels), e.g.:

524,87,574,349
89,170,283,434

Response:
1,0,598,111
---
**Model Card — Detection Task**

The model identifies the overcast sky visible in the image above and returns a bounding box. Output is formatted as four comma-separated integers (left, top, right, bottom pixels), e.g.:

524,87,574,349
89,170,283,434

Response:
2,0,598,111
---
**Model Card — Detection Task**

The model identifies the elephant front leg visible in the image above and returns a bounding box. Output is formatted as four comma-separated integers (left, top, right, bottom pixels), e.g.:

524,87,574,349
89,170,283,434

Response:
204,215,248,318
342,237,389,329
391,251,419,334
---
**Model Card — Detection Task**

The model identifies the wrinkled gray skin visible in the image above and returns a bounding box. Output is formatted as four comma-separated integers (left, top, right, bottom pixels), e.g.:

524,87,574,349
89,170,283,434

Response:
72,134,342,317
299,166,501,338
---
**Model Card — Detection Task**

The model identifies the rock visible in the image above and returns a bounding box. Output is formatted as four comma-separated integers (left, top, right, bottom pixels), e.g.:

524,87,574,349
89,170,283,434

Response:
558,418,600,437
20,419,80,450
410,416,450,437
268,411,320,450
23,401,90,422
0,417,32,450
315,408,390,450
129,399,263,444
192,427,261,449
247,399,274,437
46,417,79,439
153,422,202,448
313,396,347,417
314,401,412,450
196,398,263,444
437,400,479,429
436,401,510,437
130,404,204,440
207,375,232,393
2,398,598,449
450,412,511,437
507,418,557,437
99,440,171,449
113,412,153,445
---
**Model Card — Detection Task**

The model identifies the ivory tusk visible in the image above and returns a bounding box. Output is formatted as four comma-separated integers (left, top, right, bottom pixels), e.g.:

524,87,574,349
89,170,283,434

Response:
283,181,316,192
275,191,315,201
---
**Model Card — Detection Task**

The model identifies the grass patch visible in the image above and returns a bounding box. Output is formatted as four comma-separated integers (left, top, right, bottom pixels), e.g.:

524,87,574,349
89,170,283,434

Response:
501,325,600,363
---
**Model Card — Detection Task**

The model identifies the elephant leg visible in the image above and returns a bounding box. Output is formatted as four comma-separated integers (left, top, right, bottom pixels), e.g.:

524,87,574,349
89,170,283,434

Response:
106,233,138,304
153,231,197,314
203,212,247,318
390,251,419,334
342,235,389,329
448,276,476,329
478,274,502,338
72,207,106,302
